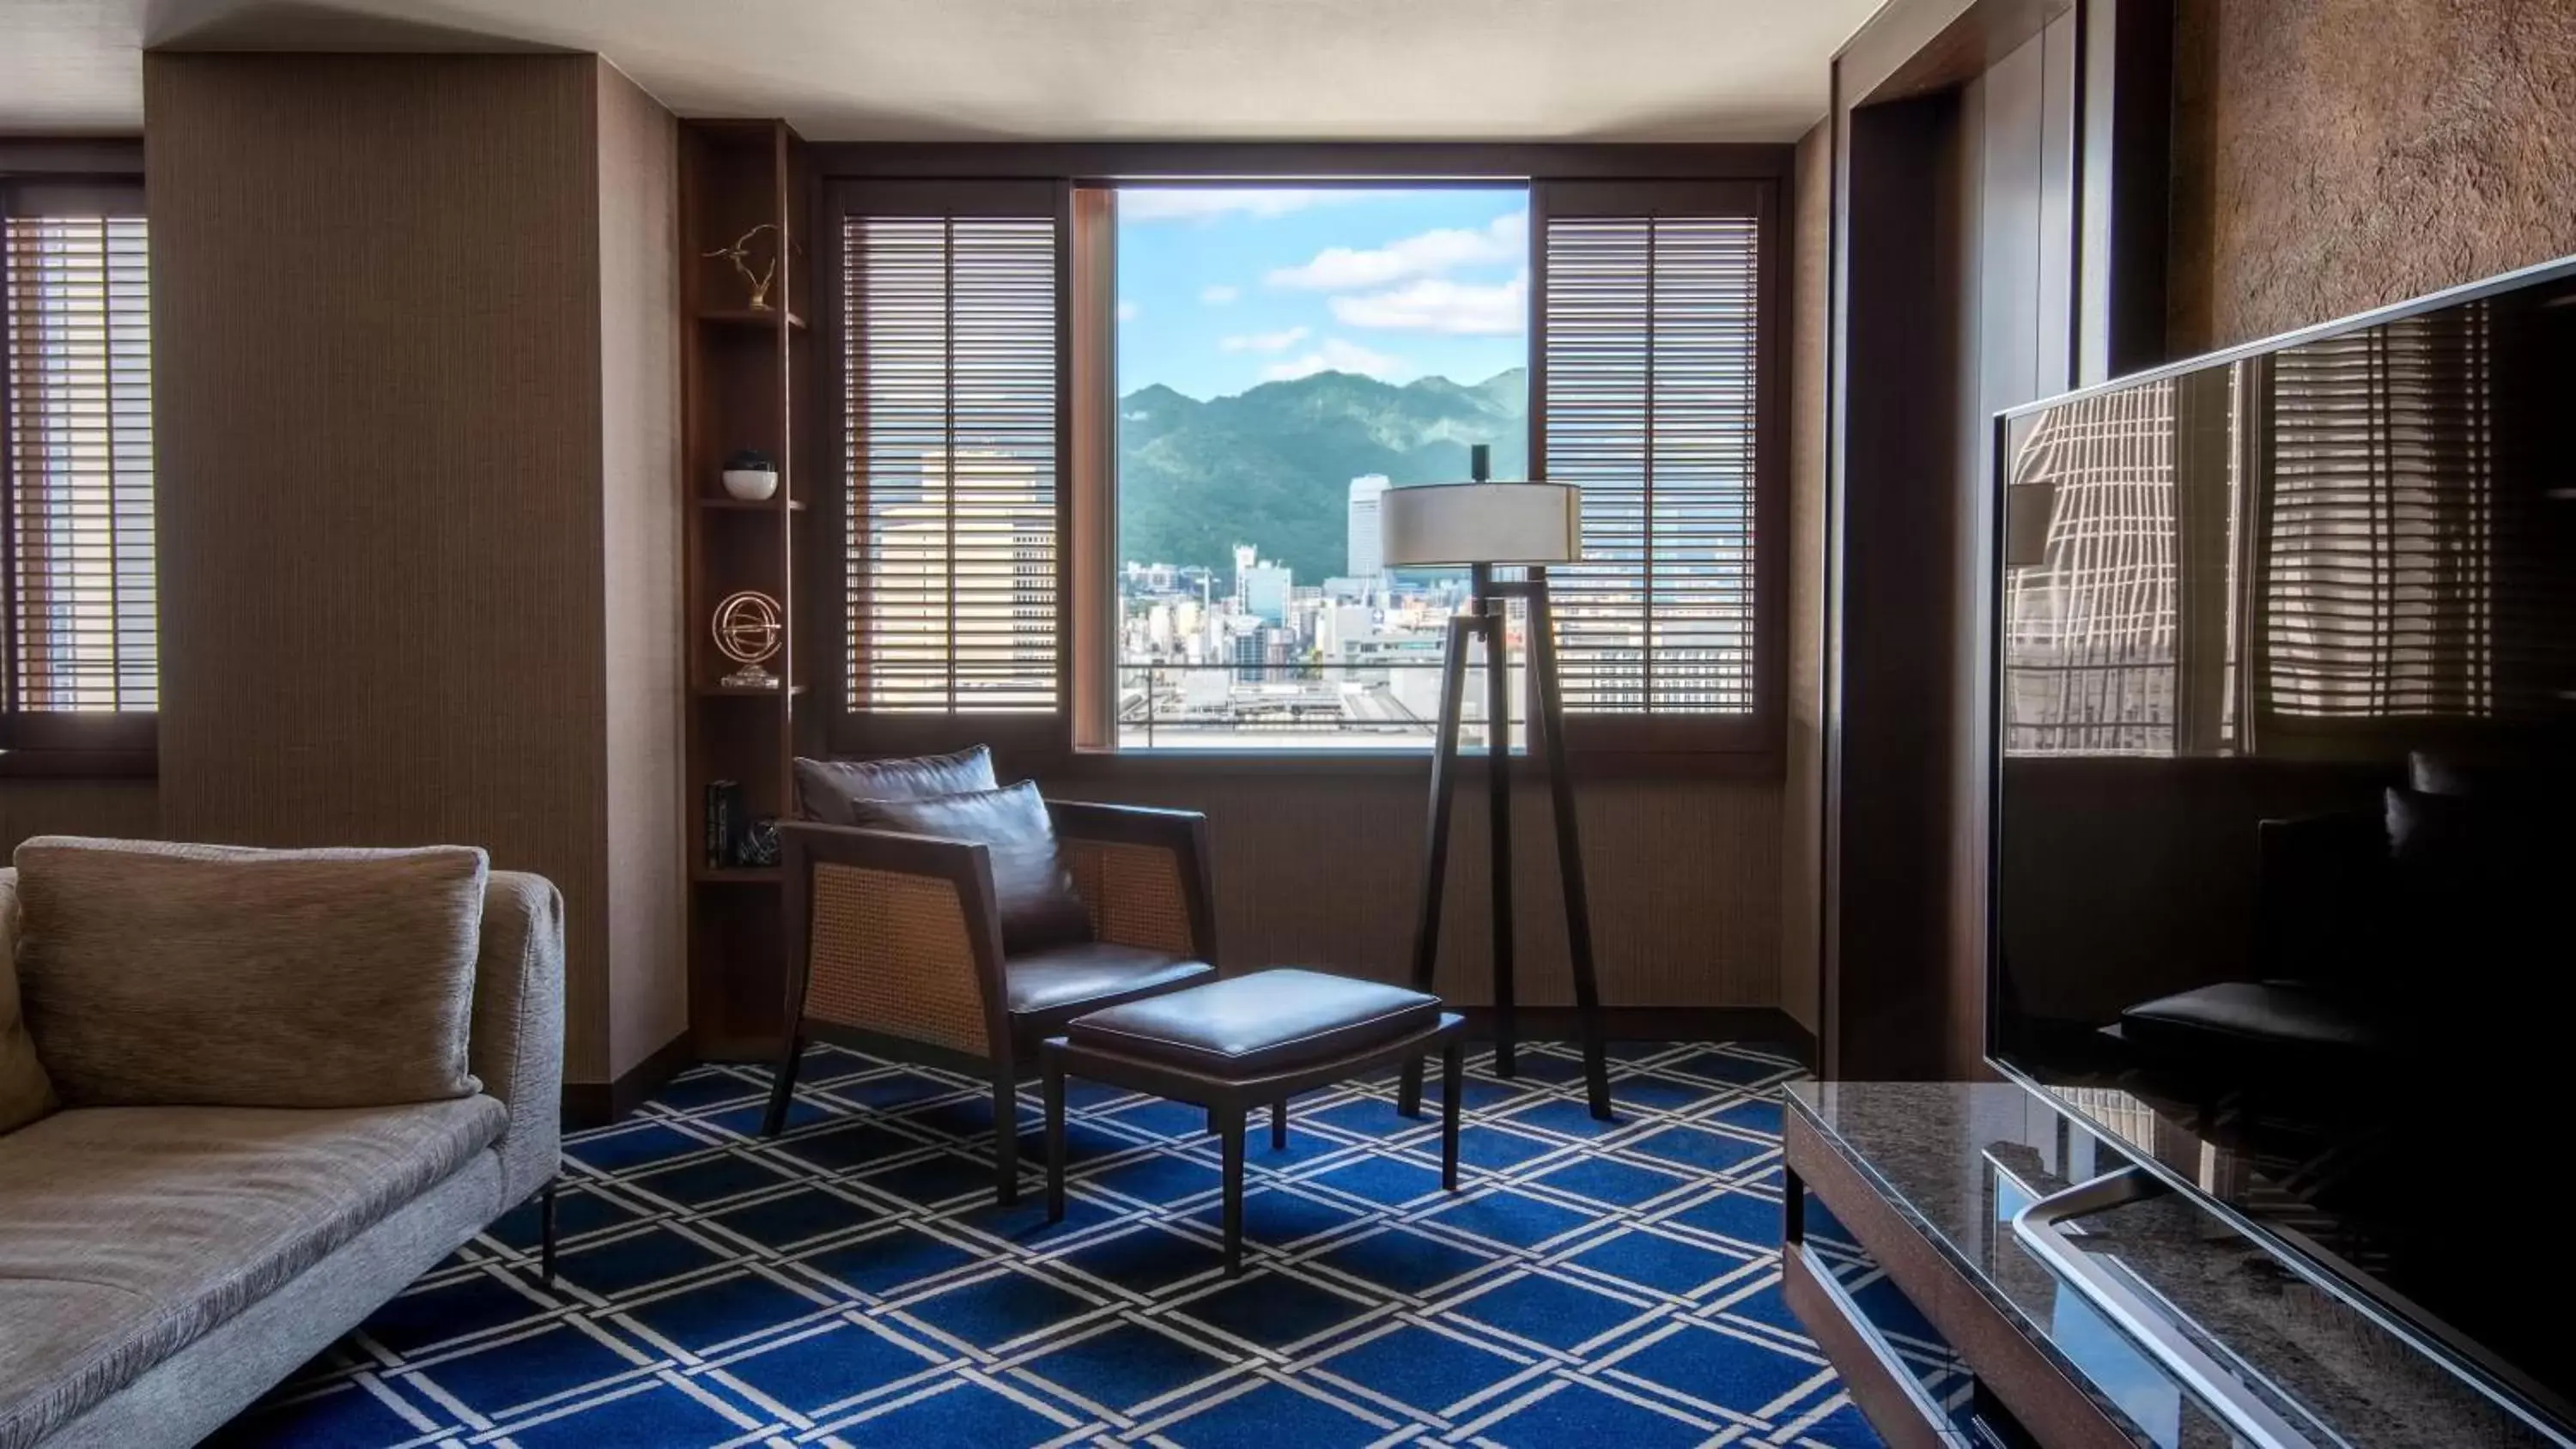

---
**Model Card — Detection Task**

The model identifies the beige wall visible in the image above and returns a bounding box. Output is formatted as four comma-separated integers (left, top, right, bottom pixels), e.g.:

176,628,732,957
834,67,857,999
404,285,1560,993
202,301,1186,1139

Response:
143,52,683,1085
595,64,687,1080
1779,120,1832,1035
2170,0,2576,352
1045,771,1783,1010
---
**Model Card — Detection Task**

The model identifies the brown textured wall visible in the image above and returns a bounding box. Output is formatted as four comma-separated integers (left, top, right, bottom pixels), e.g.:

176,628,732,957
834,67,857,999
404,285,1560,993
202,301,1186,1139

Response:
145,52,629,1082
1779,121,1832,1034
0,783,160,852
1042,772,1783,1010
595,64,687,1080
2169,0,2576,352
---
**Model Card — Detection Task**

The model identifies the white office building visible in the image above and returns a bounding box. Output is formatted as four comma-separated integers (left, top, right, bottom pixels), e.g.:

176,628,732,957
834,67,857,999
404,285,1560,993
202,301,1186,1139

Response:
1346,475,1390,580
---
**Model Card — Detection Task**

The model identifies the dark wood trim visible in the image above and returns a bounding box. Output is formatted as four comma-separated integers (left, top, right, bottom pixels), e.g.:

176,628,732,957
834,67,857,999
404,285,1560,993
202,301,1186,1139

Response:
0,747,158,779
1781,1243,1961,1449
814,142,1794,182
1784,1108,2133,1449
0,139,144,177
1842,0,2075,106
2075,0,2173,383
560,1029,696,1129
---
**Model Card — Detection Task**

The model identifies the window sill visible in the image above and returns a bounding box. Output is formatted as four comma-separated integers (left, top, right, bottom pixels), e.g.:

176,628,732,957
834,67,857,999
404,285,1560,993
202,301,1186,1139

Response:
0,749,159,780
1055,747,1783,782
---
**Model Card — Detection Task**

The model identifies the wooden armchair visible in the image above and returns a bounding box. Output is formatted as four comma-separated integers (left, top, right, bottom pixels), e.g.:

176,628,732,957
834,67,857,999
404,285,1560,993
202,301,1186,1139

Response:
760,800,1218,1203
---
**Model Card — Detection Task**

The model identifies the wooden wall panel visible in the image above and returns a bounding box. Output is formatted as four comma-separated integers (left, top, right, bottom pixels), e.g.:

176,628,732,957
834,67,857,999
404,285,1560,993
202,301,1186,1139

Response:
0,783,161,853
1780,120,1832,1035
145,52,616,1080
1038,771,1783,1009
2169,0,2576,353
596,64,688,1081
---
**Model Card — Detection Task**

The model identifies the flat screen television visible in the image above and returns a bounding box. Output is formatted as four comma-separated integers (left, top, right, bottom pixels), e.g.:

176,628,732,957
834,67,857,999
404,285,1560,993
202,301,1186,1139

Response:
1990,256,2576,1435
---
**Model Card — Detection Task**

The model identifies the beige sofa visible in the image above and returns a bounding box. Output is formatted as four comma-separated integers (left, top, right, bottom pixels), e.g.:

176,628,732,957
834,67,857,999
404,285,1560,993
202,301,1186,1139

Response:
0,842,565,1449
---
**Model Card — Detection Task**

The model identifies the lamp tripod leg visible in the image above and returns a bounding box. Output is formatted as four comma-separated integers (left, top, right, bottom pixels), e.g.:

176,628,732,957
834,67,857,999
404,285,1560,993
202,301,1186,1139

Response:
1530,573,1613,1121
1400,613,1477,1119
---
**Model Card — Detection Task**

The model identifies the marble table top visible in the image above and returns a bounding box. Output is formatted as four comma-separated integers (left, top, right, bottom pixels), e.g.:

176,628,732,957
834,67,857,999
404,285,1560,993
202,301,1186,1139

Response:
1786,1080,2563,1449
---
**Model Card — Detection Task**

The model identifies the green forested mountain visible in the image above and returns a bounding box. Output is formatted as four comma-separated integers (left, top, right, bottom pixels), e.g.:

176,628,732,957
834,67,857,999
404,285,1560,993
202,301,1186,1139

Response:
1119,367,1528,583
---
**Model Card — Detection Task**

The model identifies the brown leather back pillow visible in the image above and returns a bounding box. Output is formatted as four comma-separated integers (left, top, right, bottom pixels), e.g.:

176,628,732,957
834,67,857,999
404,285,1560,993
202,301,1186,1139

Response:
793,746,997,824
844,781,1092,954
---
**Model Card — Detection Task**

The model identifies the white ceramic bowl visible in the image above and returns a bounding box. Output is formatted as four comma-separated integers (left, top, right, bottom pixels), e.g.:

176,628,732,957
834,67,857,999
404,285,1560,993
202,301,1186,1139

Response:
721,468,779,501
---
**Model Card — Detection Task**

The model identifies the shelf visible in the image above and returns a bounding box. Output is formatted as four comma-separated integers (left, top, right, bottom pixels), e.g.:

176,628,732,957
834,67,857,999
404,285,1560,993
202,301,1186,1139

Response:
697,495,806,512
694,683,808,699
696,308,805,331
694,867,781,885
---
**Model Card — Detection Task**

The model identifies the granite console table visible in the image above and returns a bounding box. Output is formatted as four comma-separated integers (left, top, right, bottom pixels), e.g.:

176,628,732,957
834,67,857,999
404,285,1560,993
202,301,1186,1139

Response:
1781,1081,2561,1449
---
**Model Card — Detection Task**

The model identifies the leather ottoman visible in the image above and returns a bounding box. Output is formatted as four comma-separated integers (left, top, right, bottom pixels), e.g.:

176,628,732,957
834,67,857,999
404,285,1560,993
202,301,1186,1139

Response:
1041,967,1465,1274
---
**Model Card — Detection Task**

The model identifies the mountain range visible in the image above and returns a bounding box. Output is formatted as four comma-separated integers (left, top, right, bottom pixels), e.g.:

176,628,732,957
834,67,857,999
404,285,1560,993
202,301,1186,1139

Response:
1119,367,1528,584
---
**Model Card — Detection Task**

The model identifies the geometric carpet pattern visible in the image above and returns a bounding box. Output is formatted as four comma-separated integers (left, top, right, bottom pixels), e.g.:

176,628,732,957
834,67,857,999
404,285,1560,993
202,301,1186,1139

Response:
212,1040,1889,1448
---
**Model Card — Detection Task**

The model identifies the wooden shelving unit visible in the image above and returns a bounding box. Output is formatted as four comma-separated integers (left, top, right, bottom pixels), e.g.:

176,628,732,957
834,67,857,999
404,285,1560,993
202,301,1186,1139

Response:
680,119,816,1062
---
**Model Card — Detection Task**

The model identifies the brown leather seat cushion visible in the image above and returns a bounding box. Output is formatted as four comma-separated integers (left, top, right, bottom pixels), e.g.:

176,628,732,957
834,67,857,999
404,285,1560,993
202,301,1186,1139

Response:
1006,943,1212,1022
1067,968,1440,1077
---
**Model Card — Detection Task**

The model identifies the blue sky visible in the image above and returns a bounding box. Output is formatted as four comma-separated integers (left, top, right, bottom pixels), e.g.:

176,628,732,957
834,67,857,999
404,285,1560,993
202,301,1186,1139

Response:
1115,186,1529,402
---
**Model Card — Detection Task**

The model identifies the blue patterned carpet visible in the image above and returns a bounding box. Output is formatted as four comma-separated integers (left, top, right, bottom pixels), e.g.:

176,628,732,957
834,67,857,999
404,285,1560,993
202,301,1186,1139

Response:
213,1040,1890,1447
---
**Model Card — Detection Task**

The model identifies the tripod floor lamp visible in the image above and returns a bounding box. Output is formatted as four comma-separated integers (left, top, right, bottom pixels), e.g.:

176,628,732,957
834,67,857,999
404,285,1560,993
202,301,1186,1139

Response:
1385,445,1613,1122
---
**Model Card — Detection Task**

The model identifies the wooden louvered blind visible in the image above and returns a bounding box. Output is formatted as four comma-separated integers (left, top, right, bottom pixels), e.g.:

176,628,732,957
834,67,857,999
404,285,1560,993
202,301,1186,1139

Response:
2255,308,2497,725
1,181,155,761
1540,185,1766,727
844,202,1061,716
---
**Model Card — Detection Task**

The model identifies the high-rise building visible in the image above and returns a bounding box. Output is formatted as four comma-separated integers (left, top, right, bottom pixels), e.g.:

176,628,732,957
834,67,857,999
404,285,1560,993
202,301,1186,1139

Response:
1232,543,1257,611
1242,560,1291,623
1347,474,1390,579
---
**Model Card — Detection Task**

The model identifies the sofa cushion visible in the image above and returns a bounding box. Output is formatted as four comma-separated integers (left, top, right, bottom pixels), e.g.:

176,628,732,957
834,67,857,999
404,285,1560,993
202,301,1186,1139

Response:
846,782,1095,954
0,1095,507,1449
11,837,489,1109
794,746,998,824
0,927,51,1137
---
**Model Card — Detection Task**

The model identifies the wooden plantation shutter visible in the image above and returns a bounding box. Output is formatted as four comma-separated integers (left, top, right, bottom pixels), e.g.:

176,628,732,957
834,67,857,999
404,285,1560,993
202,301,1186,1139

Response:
841,181,1062,720
1535,179,1777,751
0,176,155,769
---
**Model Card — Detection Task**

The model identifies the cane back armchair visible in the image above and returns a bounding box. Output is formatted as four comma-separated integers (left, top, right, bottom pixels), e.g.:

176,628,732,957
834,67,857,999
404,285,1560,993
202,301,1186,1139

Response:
761,800,1218,1203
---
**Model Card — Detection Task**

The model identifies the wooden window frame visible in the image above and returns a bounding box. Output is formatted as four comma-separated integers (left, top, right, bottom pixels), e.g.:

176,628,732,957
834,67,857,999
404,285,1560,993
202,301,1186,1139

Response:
0,142,155,779
817,144,1789,775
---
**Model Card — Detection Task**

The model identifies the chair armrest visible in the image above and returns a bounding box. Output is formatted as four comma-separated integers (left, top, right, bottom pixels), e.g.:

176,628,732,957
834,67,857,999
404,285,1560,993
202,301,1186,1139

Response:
471,870,565,1208
780,822,1011,1063
1048,801,1218,967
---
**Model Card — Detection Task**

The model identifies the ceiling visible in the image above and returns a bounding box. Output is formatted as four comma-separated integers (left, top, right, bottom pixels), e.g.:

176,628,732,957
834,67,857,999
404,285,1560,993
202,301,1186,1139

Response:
1,0,1878,142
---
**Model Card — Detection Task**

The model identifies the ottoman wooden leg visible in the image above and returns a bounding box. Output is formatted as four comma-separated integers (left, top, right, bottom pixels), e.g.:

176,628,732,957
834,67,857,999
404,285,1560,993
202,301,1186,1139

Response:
1219,1107,1247,1276
1271,1100,1287,1150
1043,1047,1067,1224
1441,1039,1463,1190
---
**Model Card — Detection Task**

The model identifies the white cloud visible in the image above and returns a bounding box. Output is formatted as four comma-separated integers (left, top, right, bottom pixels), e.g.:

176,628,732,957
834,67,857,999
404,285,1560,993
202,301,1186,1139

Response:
1266,209,1527,291
1261,336,1405,382
1199,284,1241,305
1116,300,1141,323
1118,189,1360,223
1219,325,1309,354
1331,273,1528,336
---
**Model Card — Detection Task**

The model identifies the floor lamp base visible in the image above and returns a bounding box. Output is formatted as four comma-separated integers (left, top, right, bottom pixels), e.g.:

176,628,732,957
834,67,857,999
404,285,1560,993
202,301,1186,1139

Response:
1399,566,1613,1123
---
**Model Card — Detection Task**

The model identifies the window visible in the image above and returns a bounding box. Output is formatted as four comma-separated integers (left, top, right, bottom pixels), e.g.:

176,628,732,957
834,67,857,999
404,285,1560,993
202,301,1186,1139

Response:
1109,185,1532,749
829,167,1780,759
0,175,155,769
1538,182,1771,743
841,182,1061,720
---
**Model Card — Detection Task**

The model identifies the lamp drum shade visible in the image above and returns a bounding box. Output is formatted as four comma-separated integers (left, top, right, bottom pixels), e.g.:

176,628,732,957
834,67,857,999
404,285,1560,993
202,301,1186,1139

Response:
1380,482,1580,567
